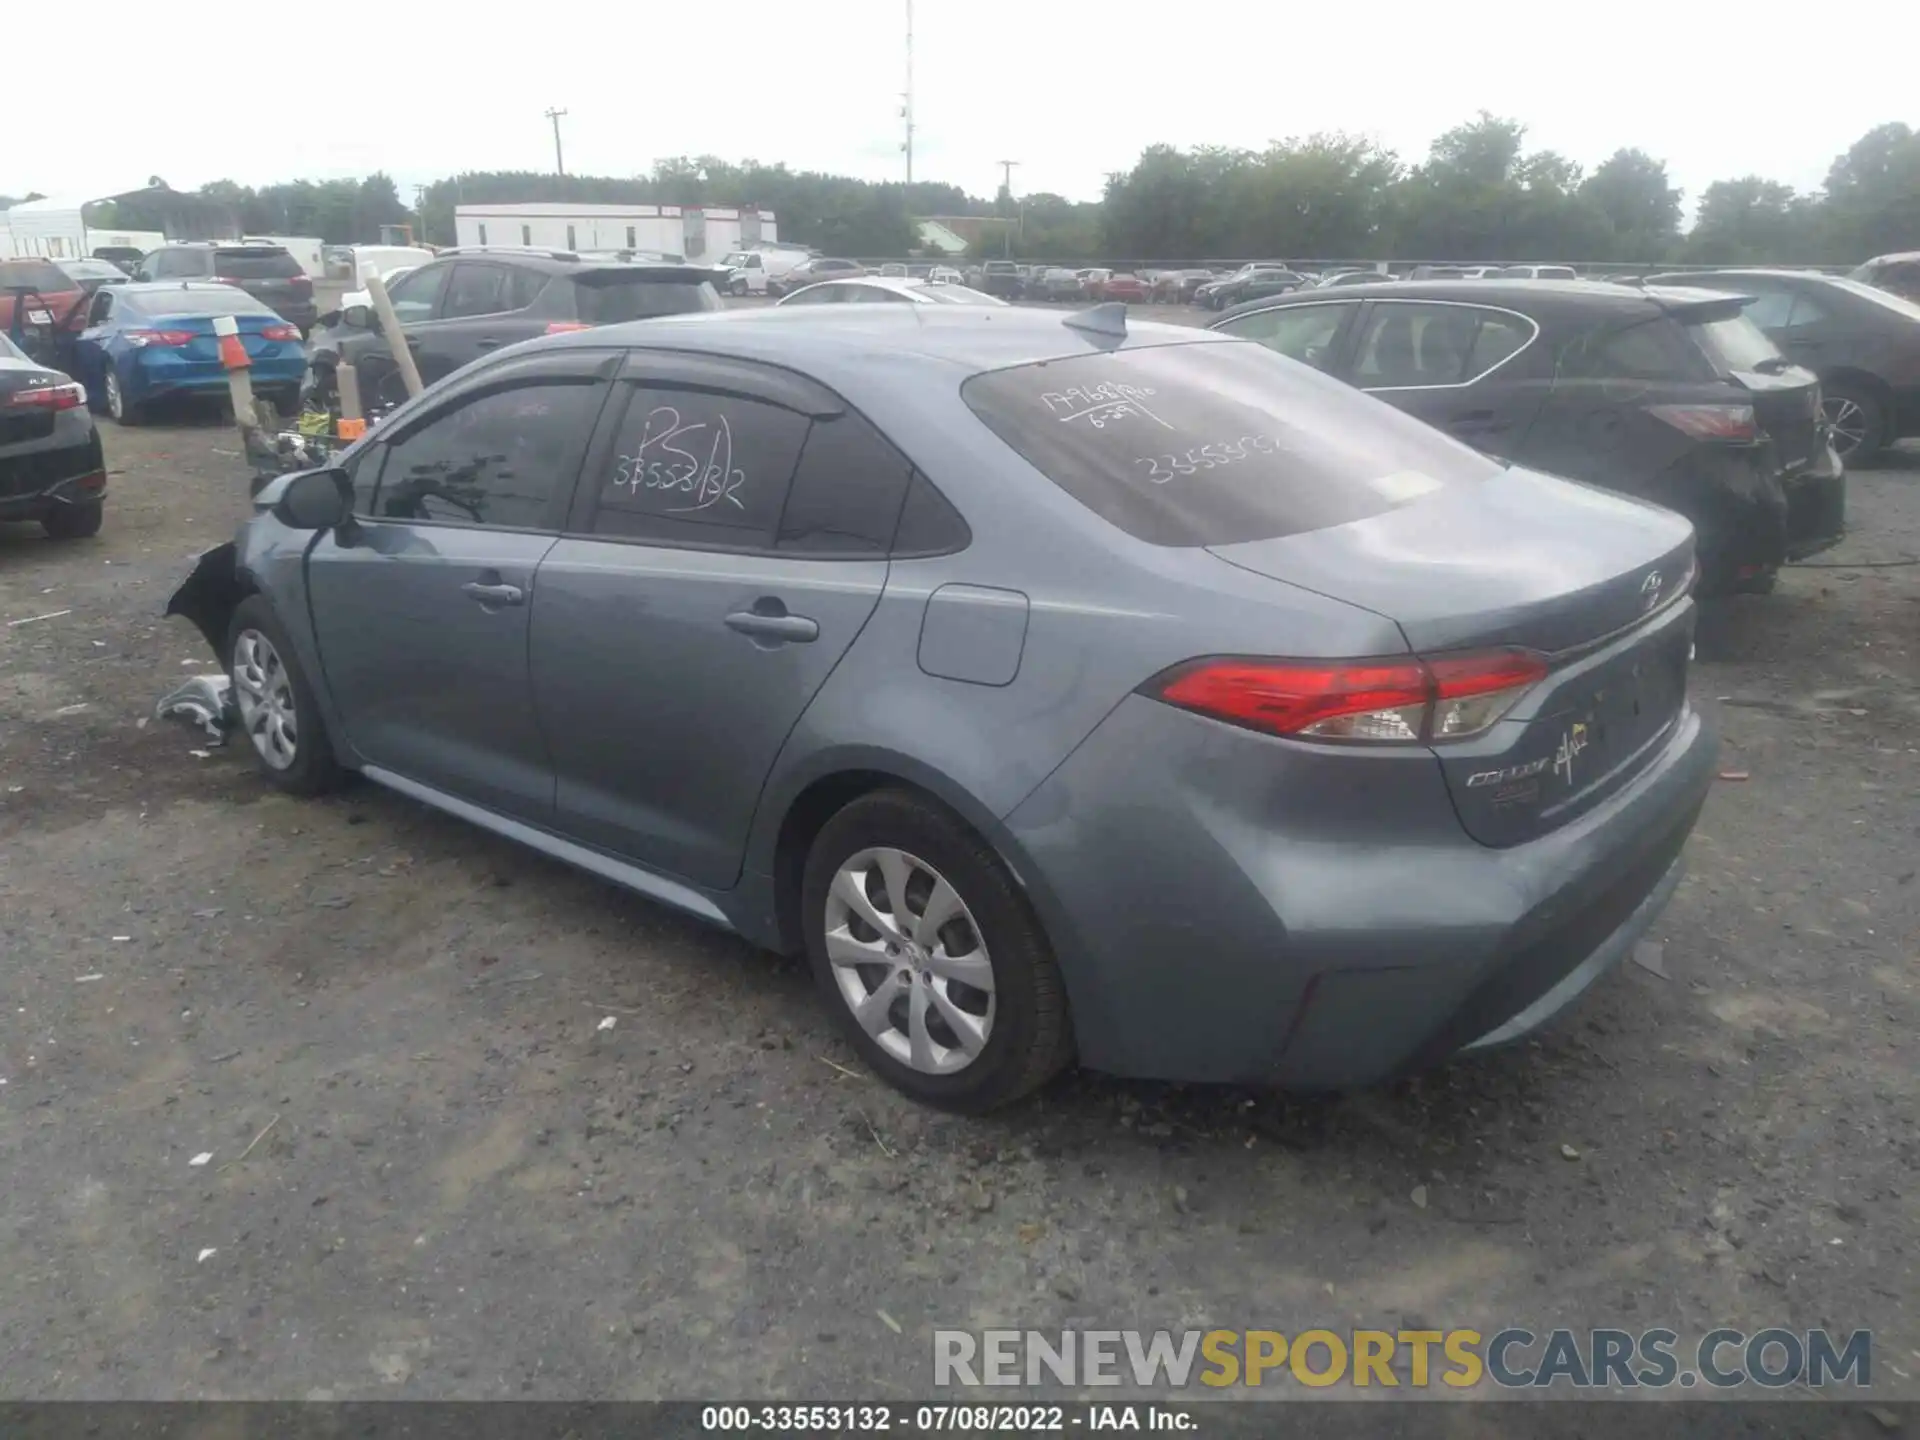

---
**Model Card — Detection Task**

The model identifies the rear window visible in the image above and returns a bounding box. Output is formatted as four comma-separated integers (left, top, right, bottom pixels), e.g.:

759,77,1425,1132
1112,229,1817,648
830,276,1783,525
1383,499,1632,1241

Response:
1687,315,1782,374
984,261,1017,274
1566,317,1714,382
122,288,276,318
961,340,1499,548
570,275,720,323
211,248,302,279
0,260,76,292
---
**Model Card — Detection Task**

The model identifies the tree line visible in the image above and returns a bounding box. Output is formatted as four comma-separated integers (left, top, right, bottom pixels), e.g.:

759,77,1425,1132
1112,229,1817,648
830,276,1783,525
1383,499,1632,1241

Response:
9,114,1913,264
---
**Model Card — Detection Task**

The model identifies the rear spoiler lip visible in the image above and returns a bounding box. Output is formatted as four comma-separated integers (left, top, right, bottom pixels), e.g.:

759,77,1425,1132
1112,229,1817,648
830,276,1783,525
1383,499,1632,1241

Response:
1640,286,1754,323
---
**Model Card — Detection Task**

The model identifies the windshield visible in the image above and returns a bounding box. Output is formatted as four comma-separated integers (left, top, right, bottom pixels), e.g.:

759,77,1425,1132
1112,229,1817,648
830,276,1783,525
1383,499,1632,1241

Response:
912,284,1004,306
962,339,1497,547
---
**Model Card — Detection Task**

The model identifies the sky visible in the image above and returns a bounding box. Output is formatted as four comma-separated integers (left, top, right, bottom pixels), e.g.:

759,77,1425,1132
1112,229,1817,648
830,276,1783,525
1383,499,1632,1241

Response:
6,0,1915,213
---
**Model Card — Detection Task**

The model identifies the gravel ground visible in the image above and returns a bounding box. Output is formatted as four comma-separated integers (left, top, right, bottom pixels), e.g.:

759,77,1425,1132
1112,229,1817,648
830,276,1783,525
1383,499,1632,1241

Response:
0,375,1915,1407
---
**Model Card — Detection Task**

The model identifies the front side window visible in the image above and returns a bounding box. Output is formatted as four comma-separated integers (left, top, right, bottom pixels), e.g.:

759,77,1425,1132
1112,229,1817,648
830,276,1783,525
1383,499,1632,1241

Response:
1215,303,1352,372
589,386,809,548
370,380,601,529
441,263,510,319
385,264,449,323
962,340,1498,548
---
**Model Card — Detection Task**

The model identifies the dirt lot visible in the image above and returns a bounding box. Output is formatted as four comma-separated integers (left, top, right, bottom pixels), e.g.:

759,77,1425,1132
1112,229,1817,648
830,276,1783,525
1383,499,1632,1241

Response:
1,374,1916,1407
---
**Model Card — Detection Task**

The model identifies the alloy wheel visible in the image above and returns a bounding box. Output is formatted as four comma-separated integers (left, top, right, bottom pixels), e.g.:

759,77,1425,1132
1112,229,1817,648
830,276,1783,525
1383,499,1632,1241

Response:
824,847,995,1075
105,369,124,420
1823,396,1869,458
231,628,300,770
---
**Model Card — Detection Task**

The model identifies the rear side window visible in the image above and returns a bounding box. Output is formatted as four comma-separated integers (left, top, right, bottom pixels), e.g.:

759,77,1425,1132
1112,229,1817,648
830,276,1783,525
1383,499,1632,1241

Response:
775,411,913,555
590,386,808,547
213,248,302,279
1687,315,1782,374
570,277,720,323
0,260,75,292
961,340,1498,548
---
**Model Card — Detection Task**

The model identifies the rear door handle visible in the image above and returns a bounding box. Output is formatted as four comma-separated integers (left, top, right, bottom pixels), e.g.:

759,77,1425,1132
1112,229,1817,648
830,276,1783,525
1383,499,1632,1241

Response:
462,581,524,607
725,610,819,643
475,338,501,351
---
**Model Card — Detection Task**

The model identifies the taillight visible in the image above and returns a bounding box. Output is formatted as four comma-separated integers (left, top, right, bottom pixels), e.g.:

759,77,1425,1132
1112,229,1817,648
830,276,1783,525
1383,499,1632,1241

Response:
124,329,196,347
290,276,312,294
544,321,593,334
5,381,86,411
1151,649,1549,744
260,323,301,341
1648,403,1756,442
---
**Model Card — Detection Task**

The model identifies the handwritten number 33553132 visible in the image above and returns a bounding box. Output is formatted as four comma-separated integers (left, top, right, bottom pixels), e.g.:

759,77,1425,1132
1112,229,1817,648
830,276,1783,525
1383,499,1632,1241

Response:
1135,435,1274,485
613,406,750,513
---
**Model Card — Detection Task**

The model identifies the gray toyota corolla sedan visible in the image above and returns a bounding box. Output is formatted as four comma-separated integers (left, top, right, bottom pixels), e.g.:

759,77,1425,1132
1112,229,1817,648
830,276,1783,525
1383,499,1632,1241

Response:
168,304,1717,1111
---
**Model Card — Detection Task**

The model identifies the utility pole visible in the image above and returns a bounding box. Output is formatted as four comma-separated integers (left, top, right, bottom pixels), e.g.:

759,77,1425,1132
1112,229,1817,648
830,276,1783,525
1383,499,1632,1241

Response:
996,160,1020,257
901,0,915,186
545,107,569,176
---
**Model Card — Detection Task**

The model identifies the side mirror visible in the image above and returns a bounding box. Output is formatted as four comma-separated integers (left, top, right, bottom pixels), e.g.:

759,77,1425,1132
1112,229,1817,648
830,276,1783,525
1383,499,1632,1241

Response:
273,468,352,530
342,304,373,329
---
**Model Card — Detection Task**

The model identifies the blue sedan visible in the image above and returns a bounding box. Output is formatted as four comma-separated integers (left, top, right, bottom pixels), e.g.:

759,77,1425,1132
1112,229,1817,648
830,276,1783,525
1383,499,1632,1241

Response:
73,282,306,425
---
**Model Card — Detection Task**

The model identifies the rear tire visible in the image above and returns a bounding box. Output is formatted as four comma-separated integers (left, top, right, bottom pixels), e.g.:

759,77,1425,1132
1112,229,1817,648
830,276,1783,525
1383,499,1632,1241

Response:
1824,383,1886,461
42,499,103,540
226,595,342,797
801,789,1073,1112
729,277,749,297
103,367,141,426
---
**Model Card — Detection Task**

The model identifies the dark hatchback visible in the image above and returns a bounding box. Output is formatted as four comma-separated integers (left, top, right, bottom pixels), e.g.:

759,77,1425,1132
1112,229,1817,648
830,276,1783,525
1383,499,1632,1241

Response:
307,249,722,411
1642,269,1920,462
1211,280,1844,594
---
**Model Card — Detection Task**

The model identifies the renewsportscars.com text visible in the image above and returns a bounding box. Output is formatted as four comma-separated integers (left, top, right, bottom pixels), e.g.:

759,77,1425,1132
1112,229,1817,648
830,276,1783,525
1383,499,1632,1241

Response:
933,1327,1871,1390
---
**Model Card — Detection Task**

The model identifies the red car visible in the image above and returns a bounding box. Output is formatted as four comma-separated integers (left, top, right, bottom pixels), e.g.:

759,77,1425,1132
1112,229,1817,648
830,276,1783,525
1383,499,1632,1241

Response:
0,258,87,336
1099,273,1151,303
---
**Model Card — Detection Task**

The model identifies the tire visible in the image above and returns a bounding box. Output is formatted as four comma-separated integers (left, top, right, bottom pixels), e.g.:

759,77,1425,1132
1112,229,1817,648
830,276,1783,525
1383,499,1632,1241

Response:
729,277,749,297
1822,383,1887,462
226,595,342,796
42,499,103,540
102,366,141,426
801,789,1072,1112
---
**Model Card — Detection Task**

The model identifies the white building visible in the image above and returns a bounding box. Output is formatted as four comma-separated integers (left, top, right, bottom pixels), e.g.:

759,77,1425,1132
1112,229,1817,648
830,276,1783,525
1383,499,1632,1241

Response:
454,203,777,262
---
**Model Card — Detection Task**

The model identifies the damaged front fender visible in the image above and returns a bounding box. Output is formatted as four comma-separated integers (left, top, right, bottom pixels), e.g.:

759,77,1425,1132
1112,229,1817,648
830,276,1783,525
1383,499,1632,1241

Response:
165,541,244,661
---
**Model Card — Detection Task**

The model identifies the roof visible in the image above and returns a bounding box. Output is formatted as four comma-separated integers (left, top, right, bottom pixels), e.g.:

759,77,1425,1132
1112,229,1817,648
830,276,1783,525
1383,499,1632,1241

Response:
1221,278,1665,312
542,303,1223,378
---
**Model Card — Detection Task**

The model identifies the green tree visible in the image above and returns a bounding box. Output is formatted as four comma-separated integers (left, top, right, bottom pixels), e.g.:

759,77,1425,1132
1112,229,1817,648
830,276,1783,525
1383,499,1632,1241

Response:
1580,149,1684,262
1822,122,1920,260
1687,178,1826,263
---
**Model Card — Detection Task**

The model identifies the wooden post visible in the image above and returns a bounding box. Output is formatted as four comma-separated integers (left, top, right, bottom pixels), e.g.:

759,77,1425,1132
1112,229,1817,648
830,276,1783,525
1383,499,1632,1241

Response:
365,273,424,399
211,313,259,446
336,360,363,423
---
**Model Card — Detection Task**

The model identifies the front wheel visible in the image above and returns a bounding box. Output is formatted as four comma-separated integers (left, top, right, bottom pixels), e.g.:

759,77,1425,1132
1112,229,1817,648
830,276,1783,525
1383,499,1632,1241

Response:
227,595,342,796
729,277,749,297
802,790,1072,1112
102,366,141,426
1823,384,1886,462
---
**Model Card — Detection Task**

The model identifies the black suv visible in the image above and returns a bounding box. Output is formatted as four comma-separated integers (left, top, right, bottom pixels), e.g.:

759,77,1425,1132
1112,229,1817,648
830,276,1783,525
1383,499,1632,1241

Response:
308,248,723,411
134,243,316,333
1211,279,1844,594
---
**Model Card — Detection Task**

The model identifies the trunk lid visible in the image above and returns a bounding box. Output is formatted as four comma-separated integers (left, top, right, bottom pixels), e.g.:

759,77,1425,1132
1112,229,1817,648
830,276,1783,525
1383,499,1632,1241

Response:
143,313,300,363
1209,466,1697,845
0,356,65,444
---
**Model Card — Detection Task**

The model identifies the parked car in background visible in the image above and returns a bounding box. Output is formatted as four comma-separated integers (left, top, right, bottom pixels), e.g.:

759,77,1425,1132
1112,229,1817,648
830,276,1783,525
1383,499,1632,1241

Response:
133,243,317,334
1197,266,1307,309
770,257,866,298
719,248,811,296
1848,252,1920,304
1155,268,1218,303
1075,268,1110,298
71,282,305,425
172,304,1715,1110
979,260,1023,299
1499,264,1580,280
56,258,134,297
0,328,107,539
929,266,966,286
1642,268,1920,460
92,246,145,274
907,265,933,280
777,277,1006,307
1210,279,1844,594
0,257,89,337
1099,273,1151,303
308,249,722,412
1031,268,1086,302
878,264,909,278
1316,269,1393,288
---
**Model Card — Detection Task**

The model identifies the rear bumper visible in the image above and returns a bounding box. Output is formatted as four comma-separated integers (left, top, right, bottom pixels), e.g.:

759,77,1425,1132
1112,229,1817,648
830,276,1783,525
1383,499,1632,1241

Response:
132,354,307,401
1002,690,1718,1088
1782,447,1846,561
0,426,107,518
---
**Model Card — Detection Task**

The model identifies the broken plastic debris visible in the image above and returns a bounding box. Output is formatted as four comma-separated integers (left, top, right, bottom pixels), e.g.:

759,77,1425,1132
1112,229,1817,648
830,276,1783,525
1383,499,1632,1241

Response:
877,1309,903,1334
154,674,235,745
111,935,132,943
74,974,105,983
196,1247,217,1263
190,1152,213,1167
189,749,213,760
1717,769,1751,782
1560,1143,1582,1161
596,1016,617,1032
6,609,71,627
1631,941,1669,980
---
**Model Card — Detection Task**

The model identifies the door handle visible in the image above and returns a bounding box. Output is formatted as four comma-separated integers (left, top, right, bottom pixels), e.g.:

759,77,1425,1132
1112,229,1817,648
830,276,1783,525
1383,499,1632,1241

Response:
1449,409,1499,429
475,338,501,351
725,609,819,643
462,581,524,607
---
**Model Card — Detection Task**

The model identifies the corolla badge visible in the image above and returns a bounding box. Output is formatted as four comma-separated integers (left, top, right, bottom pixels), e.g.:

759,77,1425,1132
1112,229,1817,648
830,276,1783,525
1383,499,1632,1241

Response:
1640,569,1664,612
1554,721,1591,785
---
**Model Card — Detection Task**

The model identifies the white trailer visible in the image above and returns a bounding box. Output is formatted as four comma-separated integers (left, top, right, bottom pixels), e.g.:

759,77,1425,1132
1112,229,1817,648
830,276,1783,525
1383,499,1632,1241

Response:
243,234,327,279
454,203,777,263
2,197,166,261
